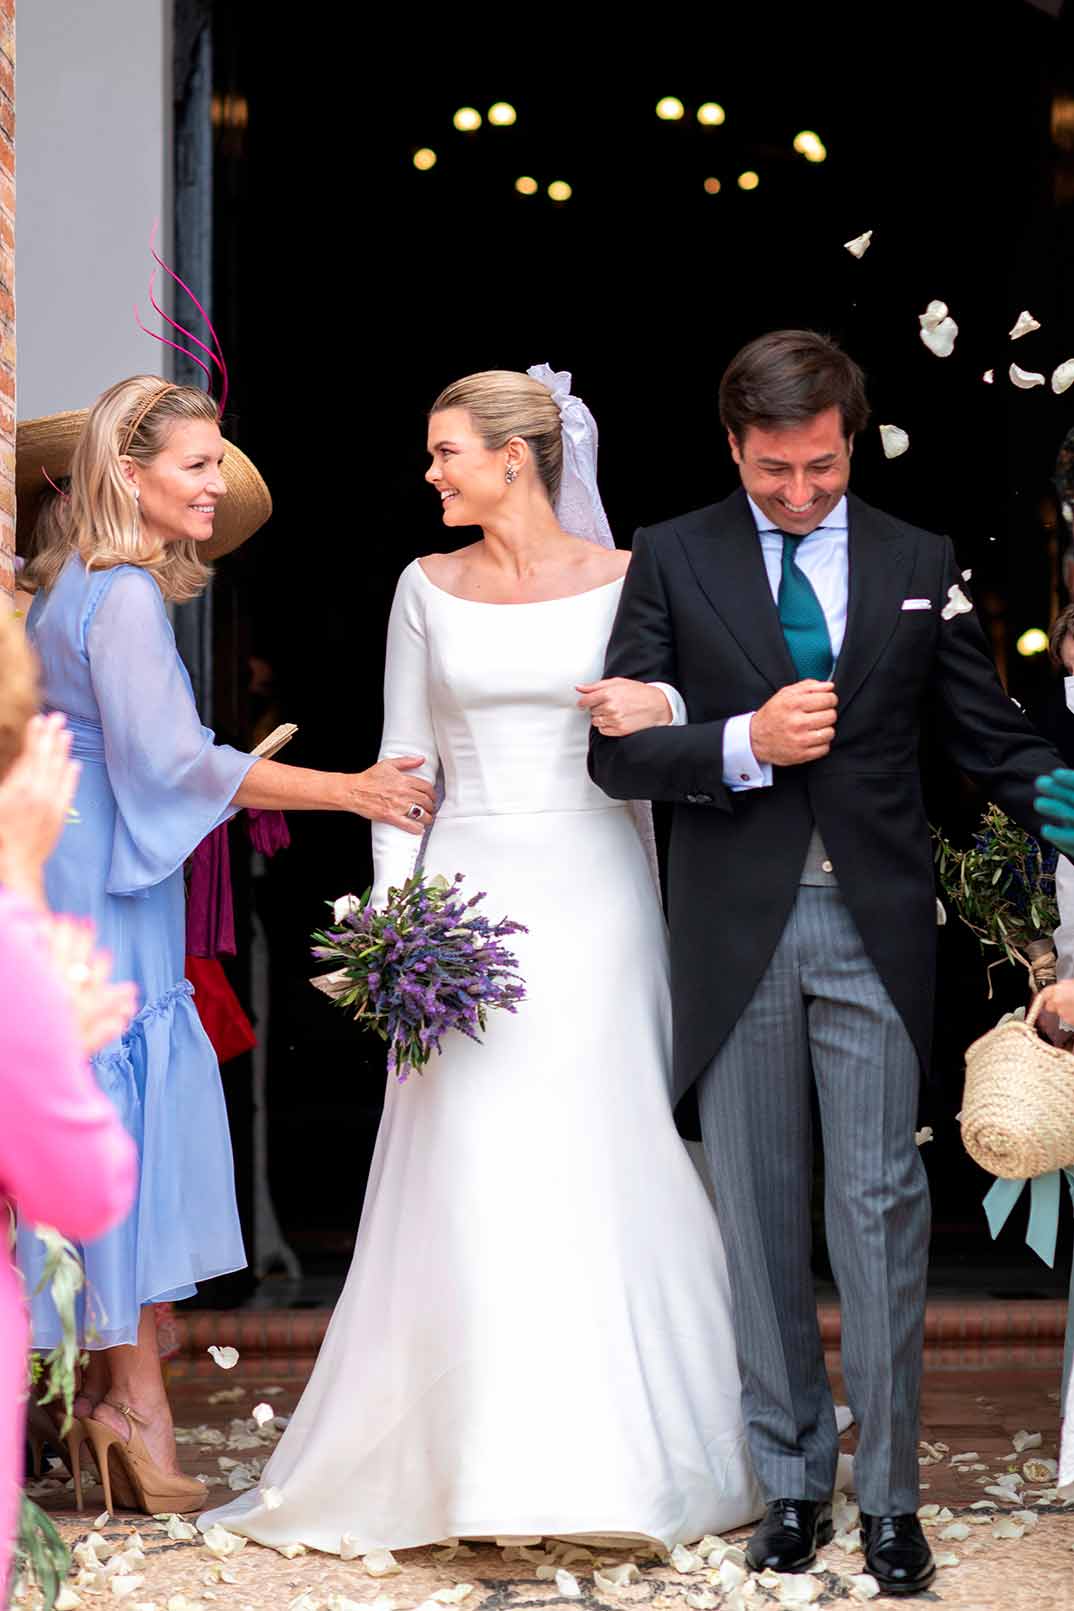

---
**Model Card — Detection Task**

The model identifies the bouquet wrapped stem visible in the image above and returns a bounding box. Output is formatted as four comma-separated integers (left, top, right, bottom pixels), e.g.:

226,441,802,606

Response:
311,871,527,1081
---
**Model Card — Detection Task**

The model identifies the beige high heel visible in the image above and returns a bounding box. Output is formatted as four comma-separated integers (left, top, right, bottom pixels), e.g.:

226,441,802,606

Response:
26,1403,91,1509
81,1404,206,1516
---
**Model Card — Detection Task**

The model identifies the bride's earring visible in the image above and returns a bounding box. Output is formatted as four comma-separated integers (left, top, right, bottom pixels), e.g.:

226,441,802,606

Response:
504,465,518,485
132,486,140,502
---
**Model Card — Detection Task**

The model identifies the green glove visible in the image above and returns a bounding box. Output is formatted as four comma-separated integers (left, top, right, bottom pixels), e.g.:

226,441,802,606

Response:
1034,769,1074,852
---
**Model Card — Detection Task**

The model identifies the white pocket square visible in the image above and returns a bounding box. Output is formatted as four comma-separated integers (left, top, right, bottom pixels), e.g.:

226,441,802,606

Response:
901,598,932,611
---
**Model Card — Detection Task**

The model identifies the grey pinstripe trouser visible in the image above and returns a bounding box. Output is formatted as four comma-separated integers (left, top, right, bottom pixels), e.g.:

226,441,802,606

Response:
697,884,930,1516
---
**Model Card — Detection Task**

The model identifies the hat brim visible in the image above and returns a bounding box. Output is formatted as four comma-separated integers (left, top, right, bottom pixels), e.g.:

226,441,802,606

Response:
16,409,272,562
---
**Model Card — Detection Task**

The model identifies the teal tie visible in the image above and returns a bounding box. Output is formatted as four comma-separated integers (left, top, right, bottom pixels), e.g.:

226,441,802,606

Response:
777,532,833,681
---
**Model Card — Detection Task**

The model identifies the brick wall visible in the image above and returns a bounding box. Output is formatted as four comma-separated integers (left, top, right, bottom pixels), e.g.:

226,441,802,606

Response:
0,1,13,600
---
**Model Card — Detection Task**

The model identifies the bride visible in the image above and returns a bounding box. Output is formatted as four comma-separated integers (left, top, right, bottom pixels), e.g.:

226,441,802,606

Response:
200,365,765,1552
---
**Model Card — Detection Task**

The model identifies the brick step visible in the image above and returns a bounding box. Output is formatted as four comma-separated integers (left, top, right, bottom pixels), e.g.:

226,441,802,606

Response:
164,1298,1070,1380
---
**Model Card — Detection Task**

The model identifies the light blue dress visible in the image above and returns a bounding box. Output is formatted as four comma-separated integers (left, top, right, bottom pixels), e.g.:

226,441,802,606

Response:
16,555,257,1348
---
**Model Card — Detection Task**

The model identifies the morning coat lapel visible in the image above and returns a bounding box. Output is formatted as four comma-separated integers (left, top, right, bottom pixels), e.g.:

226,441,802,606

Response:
679,488,797,692
834,492,914,714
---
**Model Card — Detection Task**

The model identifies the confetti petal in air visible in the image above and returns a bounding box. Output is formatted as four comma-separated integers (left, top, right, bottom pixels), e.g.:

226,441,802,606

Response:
941,584,973,620
1052,359,1074,394
919,300,959,357
1009,310,1041,340
207,1345,239,1370
251,1402,274,1428
844,230,873,258
983,370,995,383
879,424,910,459
915,1126,934,1145
1010,363,1045,389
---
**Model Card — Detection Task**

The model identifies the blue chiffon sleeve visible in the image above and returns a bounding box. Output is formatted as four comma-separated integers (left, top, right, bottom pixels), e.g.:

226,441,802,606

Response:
84,566,257,896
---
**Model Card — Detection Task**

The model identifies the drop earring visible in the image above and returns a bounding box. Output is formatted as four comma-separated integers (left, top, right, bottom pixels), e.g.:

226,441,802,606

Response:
505,465,518,485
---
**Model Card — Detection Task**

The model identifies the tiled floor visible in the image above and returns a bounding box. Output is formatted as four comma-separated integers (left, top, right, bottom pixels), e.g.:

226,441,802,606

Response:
23,1313,1074,1611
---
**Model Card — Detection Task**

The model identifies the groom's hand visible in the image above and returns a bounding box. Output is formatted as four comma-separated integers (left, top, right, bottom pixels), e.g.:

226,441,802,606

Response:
750,681,837,766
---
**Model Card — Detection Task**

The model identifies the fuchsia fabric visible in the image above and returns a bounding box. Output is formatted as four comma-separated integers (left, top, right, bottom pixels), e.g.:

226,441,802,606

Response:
0,890,136,1597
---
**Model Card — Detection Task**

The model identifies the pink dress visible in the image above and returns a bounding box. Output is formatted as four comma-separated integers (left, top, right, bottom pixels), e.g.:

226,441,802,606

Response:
0,890,136,1595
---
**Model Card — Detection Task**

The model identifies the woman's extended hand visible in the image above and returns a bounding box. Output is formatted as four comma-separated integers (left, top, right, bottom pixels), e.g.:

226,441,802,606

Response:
45,916,138,1057
576,678,673,738
0,712,80,905
345,756,438,835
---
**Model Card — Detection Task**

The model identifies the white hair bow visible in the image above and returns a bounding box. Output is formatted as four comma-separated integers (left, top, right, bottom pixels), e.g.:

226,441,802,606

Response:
527,363,614,549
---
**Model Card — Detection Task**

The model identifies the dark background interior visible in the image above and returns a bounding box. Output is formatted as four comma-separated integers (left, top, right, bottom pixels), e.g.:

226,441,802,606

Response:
187,4,1074,1301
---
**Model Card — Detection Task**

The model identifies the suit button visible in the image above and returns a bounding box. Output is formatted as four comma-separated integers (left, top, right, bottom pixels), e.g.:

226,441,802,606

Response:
822,859,834,873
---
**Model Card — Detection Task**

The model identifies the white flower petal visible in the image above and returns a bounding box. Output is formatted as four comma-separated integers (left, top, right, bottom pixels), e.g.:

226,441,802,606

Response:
598,1564,641,1587
993,1518,1026,1539
1010,363,1046,389
1012,1510,1039,1529
719,1559,748,1592
879,424,910,459
363,1549,402,1577
918,1503,940,1519
109,1580,145,1602
847,1576,880,1601
261,1486,283,1511
54,1591,83,1611
844,231,873,258
251,1403,274,1428
340,1534,362,1560
915,1126,934,1145
554,1571,581,1599
686,1594,718,1610
920,299,950,331
671,1544,703,1573
207,1346,239,1371
776,1573,823,1604
834,1531,863,1554
1024,1457,1058,1480
273,1541,306,1558
333,894,362,925
1012,1430,1043,1452
921,317,959,357
934,1550,961,1567
941,583,973,620
432,1585,474,1603
200,1525,246,1558
983,369,995,383
160,1515,198,1542
939,1522,971,1540
94,1511,111,1530
1009,310,1041,341
1051,359,1074,394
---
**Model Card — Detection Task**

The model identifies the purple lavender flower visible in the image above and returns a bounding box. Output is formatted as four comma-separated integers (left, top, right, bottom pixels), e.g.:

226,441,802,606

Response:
309,872,527,1081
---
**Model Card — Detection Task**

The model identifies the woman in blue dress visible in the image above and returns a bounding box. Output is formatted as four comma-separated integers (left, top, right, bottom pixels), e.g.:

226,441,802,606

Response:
15,375,436,1513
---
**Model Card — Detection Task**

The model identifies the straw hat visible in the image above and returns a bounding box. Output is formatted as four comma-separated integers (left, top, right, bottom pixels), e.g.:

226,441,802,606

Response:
16,405,272,562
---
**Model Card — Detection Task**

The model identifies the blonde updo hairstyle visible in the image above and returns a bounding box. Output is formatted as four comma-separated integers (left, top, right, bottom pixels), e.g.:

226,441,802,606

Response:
0,607,39,782
22,375,220,603
430,370,564,506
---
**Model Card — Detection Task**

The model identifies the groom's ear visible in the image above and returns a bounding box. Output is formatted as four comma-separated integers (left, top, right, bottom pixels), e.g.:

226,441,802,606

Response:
727,429,743,466
846,432,856,458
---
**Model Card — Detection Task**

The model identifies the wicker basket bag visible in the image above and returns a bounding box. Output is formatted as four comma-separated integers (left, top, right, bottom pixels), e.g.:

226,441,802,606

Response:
961,996,1074,1179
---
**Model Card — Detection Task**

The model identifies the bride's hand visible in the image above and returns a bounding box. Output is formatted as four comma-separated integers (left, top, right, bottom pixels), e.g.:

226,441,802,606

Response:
577,678,673,738
1033,981,1074,1047
345,756,437,835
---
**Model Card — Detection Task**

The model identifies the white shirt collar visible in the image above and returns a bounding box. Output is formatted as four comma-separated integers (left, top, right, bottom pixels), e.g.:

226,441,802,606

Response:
746,492,848,536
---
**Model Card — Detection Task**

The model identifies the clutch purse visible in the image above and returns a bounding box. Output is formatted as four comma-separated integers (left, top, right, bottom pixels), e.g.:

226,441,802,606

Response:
961,995,1074,1179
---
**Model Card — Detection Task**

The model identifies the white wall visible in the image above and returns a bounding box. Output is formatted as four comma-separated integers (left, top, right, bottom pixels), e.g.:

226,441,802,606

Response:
17,1,172,420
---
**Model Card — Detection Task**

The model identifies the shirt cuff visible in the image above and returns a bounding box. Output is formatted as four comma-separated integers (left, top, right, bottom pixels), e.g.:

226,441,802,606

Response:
723,712,773,790
649,682,687,727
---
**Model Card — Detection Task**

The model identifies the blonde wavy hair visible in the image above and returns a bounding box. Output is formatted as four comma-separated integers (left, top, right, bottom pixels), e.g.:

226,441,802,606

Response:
22,376,220,603
430,370,563,505
0,606,39,781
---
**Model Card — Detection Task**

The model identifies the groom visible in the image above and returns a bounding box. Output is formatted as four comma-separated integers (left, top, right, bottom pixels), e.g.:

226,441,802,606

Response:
589,330,1061,1595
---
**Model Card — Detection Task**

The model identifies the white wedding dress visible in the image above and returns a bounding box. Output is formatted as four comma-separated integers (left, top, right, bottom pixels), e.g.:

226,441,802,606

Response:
201,561,763,1553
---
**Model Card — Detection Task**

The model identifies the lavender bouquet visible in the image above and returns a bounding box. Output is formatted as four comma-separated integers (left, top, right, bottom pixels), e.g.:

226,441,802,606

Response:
310,871,527,1081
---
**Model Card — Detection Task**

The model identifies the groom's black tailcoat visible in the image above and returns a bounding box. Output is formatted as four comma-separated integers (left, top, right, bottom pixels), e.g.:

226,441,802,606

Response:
589,488,1062,1118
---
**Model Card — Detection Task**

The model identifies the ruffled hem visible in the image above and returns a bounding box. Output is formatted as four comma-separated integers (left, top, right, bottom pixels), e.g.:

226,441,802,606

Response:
17,976,246,1349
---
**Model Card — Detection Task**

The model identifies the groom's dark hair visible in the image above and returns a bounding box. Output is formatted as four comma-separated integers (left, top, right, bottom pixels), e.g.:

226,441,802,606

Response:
719,329,870,444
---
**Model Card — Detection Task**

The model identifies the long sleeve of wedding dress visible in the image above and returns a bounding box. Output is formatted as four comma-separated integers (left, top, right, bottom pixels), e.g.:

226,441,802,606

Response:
370,566,441,907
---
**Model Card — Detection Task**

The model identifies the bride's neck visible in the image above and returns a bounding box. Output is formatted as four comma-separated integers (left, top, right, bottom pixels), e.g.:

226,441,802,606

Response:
478,503,573,579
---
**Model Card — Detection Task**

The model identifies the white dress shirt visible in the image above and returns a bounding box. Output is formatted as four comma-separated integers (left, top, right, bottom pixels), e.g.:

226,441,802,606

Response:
723,494,849,790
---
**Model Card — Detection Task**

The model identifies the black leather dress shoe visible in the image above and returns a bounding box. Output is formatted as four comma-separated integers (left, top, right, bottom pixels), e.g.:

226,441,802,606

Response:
860,1513,936,1595
745,1499,833,1572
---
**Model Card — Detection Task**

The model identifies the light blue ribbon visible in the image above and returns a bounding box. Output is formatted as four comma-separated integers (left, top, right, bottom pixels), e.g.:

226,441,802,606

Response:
983,1168,1074,1267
